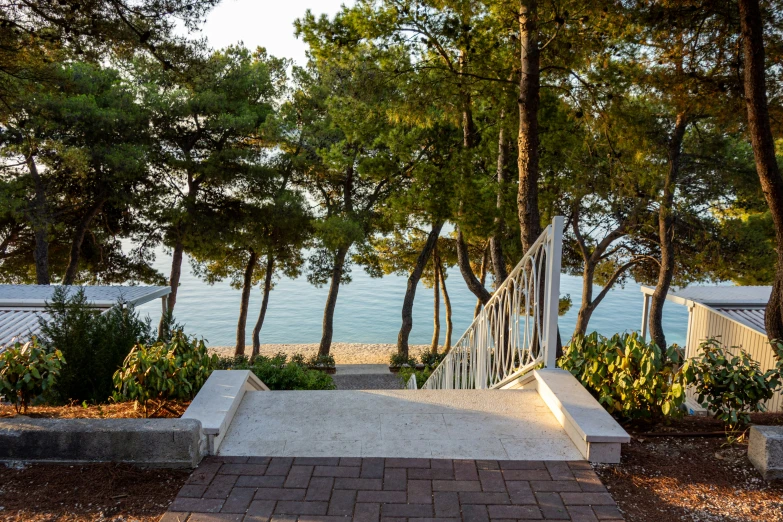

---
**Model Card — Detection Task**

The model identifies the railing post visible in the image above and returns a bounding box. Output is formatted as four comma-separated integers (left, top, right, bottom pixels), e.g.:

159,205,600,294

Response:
543,216,564,369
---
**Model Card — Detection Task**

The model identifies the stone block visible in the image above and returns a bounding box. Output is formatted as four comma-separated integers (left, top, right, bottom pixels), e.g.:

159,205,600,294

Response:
748,425,783,481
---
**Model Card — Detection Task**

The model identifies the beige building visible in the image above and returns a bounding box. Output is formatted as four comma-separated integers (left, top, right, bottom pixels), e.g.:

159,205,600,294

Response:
640,285,782,413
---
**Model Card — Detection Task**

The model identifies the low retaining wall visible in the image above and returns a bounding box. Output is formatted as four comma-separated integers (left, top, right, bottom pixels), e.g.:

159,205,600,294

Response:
749,425,783,480
0,418,204,468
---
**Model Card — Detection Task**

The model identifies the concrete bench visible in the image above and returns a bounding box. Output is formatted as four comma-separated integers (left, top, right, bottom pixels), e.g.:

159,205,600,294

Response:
749,425,783,480
513,369,631,463
0,418,202,468
183,370,268,455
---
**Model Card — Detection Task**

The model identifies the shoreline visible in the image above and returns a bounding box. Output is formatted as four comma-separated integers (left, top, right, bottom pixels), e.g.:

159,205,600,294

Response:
208,343,433,365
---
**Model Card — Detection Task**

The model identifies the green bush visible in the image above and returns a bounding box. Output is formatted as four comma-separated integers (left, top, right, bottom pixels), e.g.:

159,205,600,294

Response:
691,338,783,430
389,352,416,367
219,353,335,390
0,338,65,413
112,331,218,417
399,366,431,389
40,287,154,403
559,332,692,422
307,353,336,369
419,351,446,368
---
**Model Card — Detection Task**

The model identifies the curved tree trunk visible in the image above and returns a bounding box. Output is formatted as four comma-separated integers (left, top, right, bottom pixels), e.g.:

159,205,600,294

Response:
26,155,50,285
457,229,492,306
436,250,453,352
252,254,275,357
235,249,258,356
398,222,444,358
319,245,350,356
739,0,783,342
159,237,185,336
62,196,106,285
517,0,542,252
431,246,440,354
649,113,688,350
474,242,489,317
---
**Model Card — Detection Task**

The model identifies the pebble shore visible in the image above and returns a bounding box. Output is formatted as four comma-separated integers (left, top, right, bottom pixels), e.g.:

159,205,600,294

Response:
208,343,432,364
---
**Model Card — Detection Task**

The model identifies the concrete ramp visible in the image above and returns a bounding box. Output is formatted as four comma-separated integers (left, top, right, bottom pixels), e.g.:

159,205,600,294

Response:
217,389,583,460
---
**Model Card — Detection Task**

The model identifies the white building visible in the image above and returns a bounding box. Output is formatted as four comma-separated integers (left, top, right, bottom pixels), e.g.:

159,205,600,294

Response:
640,285,782,412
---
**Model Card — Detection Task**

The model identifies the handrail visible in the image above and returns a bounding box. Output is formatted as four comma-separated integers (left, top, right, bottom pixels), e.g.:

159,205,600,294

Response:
416,216,564,390
405,372,417,390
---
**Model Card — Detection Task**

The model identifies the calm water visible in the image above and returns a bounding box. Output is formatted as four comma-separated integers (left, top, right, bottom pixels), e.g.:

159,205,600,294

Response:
135,248,688,347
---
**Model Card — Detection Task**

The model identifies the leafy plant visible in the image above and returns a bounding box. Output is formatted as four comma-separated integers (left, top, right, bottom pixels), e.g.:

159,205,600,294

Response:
112,331,218,417
0,339,64,413
40,287,155,403
559,332,693,422
308,353,336,368
399,366,432,389
691,338,783,431
389,352,415,367
419,351,446,369
219,353,335,390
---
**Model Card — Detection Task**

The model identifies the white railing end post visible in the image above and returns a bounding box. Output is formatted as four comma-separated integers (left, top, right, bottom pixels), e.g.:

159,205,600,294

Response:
544,215,564,369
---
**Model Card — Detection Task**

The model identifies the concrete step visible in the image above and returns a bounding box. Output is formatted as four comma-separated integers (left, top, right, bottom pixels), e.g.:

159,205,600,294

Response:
217,389,583,460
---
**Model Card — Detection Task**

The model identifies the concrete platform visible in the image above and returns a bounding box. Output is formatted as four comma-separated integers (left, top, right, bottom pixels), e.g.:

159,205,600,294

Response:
217,389,583,460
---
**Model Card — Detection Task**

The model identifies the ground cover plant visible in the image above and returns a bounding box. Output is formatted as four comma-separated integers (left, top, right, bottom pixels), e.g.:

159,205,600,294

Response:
219,353,335,390
398,350,447,388
559,332,692,423
113,331,218,417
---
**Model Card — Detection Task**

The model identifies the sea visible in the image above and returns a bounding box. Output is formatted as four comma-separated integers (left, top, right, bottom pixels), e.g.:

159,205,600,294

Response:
134,248,690,348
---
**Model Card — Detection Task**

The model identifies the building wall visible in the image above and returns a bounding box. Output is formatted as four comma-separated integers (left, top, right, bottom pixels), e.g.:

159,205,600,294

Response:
685,304,782,412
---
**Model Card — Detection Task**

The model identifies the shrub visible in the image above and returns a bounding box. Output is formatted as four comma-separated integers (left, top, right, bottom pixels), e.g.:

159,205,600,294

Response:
39,287,154,403
220,353,335,390
308,353,336,369
399,366,432,389
559,332,692,422
691,338,783,430
113,331,218,417
419,351,446,369
0,339,65,413
389,352,415,367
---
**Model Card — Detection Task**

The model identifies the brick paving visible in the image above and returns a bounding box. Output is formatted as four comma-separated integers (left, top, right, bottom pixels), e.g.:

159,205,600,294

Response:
161,457,623,522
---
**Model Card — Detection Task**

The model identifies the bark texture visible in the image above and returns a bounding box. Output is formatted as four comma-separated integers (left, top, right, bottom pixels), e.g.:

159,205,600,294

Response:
474,243,490,317
398,222,444,358
739,0,783,342
26,155,50,285
436,249,453,352
62,196,106,285
457,229,491,306
319,245,350,356
252,255,275,357
491,114,509,288
649,113,688,350
235,250,258,356
517,0,542,252
431,246,440,354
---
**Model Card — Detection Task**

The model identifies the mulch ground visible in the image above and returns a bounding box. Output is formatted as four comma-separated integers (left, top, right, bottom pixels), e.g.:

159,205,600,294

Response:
0,463,190,521
0,401,190,419
595,413,783,522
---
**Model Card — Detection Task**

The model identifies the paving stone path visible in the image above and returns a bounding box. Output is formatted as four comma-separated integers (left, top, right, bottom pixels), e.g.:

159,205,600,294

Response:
162,457,624,522
331,365,403,390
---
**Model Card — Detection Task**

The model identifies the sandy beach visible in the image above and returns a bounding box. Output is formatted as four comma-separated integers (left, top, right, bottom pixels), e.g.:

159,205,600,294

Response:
209,343,432,364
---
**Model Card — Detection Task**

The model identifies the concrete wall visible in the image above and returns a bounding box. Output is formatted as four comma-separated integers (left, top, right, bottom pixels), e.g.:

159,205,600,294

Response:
686,304,783,412
0,418,204,468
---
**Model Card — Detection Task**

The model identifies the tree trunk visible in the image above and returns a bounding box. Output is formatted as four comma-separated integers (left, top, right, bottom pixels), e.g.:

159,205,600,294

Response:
649,113,688,350
431,246,440,354
252,254,275,357
319,245,350,356
26,155,50,285
491,113,509,288
474,242,489,317
517,0,542,252
235,250,258,356
62,196,106,285
436,250,453,352
739,0,783,342
159,237,185,336
457,229,492,306
398,222,444,358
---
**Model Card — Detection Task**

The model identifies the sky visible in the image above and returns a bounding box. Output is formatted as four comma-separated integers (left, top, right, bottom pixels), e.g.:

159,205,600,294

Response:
186,0,356,65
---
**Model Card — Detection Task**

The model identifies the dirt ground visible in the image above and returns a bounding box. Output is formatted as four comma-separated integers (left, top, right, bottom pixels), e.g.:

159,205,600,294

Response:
0,401,190,419
596,413,783,522
0,463,190,521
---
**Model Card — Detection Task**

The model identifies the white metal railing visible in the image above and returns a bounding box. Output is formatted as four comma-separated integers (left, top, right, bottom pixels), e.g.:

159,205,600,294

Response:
405,372,418,389
408,216,563,390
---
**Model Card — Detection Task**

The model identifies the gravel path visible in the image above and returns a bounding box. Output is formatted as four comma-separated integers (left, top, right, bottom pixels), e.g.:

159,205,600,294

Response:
209,343,431,365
